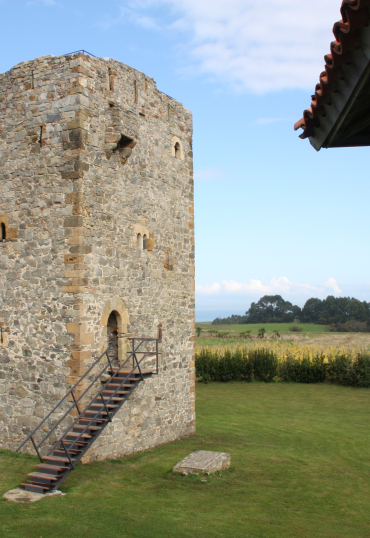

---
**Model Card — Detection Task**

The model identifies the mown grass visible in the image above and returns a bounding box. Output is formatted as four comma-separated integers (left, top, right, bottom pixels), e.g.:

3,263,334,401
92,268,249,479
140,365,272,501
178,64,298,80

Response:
1,383,370,538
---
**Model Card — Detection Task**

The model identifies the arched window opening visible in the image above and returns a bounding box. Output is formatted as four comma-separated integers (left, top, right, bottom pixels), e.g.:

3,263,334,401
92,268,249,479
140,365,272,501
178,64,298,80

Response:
113,134,136,165
115,134,134,151
174,141,181,159
137,233,143,250
143,234,147,250
107,311,118,364
0,223,5,241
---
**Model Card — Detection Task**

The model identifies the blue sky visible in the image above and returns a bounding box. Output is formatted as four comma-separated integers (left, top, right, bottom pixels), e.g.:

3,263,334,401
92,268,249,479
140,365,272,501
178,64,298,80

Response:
1,0,369,320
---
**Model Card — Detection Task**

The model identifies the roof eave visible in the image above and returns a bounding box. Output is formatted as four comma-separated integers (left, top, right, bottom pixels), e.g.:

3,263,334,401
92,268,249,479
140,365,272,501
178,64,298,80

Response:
305,21,370,150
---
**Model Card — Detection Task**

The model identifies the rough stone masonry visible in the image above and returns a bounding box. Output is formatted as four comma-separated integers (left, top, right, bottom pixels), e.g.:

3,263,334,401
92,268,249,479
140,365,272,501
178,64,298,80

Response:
0,52,195,461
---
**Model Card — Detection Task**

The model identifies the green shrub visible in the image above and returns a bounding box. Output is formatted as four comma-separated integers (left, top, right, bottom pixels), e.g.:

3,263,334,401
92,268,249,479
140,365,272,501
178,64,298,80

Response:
326,321,370,333
279,353,326,384
195,346,370,387
289,326,303,332
249,348,278,382
326,352,353,385
327,351,370,387
195,347,276,383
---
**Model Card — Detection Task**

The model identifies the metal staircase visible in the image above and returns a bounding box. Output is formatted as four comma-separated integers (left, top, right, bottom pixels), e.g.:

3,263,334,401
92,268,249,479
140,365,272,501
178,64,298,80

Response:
16,327,162,494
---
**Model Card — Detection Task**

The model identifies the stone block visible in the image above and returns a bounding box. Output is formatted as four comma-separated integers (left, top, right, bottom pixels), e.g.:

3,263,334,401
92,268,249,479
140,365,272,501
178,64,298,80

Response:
73,332,94,345
173,451,230,476
64,216,84,228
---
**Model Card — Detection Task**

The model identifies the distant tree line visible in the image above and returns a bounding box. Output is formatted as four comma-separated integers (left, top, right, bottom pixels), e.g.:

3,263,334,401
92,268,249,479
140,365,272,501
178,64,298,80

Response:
212,294,370,327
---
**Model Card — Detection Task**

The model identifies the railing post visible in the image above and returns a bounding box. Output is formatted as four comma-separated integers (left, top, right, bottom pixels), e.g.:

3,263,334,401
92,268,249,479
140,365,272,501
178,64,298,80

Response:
100,395,112,422
106,350,113,375
30,436,43,463
60,438,75,470
71,390,81,416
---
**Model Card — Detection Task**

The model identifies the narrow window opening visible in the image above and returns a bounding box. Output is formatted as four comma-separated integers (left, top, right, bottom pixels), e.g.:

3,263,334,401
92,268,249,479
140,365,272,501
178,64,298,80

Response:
137,233,143,250
107,311,118,364
31,71,34,90
174,142,181,159
134,80,138,104
109,69,114,92
143,234,147,250
39,125,46,147
0,223,6,242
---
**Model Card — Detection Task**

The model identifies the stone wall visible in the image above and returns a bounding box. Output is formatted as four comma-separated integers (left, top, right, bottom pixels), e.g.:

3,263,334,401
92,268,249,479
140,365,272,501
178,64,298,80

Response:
0,53,195,460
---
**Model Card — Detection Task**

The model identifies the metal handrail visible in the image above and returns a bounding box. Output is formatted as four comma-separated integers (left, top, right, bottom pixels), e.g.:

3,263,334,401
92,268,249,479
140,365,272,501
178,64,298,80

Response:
16,326,162,457
16,340,117,452
47,341,153,456
64,50,97,57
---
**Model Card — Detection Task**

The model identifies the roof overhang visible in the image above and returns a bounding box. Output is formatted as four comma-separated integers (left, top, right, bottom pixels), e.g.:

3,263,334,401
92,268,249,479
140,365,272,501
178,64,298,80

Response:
295,1,370,151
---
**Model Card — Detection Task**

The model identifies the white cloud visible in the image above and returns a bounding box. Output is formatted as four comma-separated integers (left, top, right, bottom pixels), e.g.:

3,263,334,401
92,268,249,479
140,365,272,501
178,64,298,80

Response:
322,277,342,294
196,277,341,297
196,282,222,295
125,0,341,92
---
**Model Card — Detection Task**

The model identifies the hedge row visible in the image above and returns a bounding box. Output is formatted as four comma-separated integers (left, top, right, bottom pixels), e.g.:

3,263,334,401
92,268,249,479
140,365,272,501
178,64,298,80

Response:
195,346,370,387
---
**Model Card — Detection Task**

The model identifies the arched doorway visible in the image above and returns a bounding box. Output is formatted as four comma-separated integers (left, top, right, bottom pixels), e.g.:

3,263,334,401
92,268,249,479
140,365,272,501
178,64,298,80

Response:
99,297,130,365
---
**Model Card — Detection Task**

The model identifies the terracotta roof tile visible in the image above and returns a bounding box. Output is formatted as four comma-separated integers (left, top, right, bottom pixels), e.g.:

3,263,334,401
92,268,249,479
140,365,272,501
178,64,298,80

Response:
294,0,370,139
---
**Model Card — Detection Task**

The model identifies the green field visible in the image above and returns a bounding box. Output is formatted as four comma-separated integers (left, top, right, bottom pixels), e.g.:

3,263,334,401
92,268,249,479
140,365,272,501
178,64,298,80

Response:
1,383,370,538
195,322,326,346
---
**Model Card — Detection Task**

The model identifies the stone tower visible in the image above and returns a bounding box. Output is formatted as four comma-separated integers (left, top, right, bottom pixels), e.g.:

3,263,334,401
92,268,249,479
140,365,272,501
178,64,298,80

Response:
0,52,195,461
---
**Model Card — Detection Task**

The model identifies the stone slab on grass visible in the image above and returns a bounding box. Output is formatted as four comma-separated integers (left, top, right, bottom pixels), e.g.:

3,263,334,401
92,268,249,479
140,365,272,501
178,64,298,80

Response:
3,488,65,503
173,450,231,476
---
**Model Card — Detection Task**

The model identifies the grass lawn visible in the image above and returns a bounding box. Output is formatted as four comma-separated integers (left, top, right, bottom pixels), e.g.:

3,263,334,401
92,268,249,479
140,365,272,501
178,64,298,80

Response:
1,383,370,538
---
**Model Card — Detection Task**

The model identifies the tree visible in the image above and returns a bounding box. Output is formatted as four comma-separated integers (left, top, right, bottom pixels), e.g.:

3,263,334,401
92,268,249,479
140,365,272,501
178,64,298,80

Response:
258,327,266,338
196,327,202,337
301,298,324,323
246,295,301,323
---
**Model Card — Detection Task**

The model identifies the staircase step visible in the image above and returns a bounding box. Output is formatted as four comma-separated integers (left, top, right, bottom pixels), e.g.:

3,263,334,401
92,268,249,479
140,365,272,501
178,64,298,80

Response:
103,385,132,390
73,424,101,432
52,450,82,456
78,418,106,427
62,442,89,448
109,368,154,375
84,410,110,417
101,392,130,398
106,383,136,389
27,472,58,482
65,432,91,439
35,464,69,474
97,392,124,402
107,377,138,382
43,455,76,464
89,403,118,410
21,482,50,493
60,440,86,447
